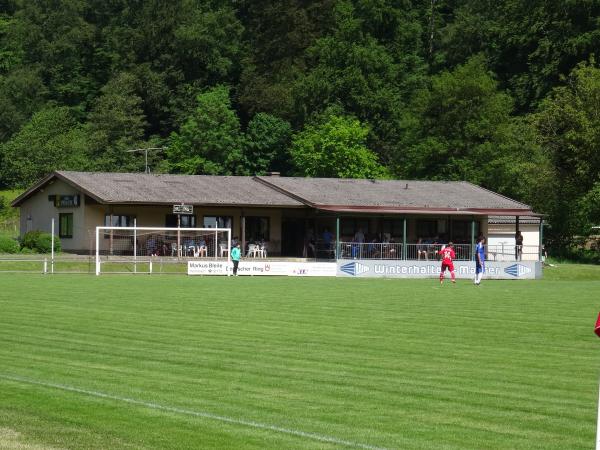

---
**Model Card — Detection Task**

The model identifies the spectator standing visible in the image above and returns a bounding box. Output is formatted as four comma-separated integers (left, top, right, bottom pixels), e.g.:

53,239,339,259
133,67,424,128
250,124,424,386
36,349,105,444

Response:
515,230,523,261
231,243,241,276
354,228,365,244
474,236,486,285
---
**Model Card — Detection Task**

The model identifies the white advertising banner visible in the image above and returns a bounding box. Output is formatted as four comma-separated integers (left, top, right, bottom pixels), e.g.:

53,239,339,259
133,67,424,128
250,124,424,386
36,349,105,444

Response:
188,260,337,277
336,260,542,279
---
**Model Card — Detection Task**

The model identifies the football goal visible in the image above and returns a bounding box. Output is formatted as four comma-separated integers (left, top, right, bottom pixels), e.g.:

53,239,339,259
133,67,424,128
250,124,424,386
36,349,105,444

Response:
95,226,231,275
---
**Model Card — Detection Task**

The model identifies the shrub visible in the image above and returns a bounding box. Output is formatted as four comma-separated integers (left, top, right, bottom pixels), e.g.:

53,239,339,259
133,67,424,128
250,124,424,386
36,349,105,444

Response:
21,230,61,253
35,233,61,253
0,235,19,253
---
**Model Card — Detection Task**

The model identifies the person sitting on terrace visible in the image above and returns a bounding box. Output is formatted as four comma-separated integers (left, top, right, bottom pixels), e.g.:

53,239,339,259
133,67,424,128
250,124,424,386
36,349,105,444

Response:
304,229,316,257
146,236,157,257
417,237,428,260
367,237,379,258
196,238,207,257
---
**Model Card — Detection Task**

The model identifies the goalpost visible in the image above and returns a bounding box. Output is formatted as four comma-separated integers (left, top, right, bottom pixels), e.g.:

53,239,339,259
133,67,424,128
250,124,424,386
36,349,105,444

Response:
95,226,231,275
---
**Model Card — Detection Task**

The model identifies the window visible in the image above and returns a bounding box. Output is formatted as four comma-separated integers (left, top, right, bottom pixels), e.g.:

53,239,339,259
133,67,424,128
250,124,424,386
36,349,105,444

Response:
104,214,136,238
104,214,135,227
203,216,231,229
166,214,196,228
59,213,73,238
245,217,269,241
50,194,80,207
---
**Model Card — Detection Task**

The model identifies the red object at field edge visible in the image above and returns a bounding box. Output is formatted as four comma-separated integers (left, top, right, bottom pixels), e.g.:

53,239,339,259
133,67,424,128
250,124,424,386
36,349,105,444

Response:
594,312,600,338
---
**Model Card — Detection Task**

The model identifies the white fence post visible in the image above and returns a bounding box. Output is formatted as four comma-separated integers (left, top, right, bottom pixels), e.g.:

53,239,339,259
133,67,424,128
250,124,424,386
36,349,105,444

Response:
51,218,55,274
43,258,47,274
133,218,137,274
95,226,100,276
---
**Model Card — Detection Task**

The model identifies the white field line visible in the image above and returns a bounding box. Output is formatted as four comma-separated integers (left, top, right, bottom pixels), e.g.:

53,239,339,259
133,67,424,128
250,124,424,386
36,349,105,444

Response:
0,374,387,450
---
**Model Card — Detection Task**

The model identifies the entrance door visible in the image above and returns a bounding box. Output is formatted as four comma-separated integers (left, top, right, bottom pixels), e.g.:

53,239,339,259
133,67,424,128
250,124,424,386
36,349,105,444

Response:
281,218,305,257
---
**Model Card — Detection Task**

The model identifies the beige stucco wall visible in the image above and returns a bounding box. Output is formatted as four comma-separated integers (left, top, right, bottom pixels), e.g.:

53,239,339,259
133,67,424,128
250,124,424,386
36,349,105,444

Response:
487,223,539,261
18,180,87,251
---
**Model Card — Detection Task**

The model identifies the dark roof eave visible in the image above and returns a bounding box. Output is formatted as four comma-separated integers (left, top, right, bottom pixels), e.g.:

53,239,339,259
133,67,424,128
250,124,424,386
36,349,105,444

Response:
314,205,540,215
98,200,307,209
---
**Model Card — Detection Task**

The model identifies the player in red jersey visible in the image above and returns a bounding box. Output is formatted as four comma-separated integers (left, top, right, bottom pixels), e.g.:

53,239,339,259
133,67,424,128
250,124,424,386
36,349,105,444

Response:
438,242,456,284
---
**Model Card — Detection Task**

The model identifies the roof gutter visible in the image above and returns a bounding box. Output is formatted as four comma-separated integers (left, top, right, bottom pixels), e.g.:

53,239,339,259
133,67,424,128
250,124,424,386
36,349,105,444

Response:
313,205,539,216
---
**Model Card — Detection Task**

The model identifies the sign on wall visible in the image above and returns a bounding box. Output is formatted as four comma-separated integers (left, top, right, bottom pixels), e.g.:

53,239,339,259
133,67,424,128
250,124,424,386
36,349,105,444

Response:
336,260,542,279
173,204,194,214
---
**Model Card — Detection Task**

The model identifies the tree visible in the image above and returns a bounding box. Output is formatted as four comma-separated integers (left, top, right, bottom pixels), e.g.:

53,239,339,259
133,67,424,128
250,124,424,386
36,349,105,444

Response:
293,0,427,163
290,112,387,178
533,62,600,250
86,72,147,172
237,0,335,121
436,0,600,111
243,113,292,175
7,0,97,108
0,68,47,143
0,106,90,188
397,56,514,182
167,85,244,175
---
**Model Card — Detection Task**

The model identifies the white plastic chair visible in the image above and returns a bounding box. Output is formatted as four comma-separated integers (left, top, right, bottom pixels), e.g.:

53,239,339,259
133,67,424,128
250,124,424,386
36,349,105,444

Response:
219,243,229,257
247,244,258,257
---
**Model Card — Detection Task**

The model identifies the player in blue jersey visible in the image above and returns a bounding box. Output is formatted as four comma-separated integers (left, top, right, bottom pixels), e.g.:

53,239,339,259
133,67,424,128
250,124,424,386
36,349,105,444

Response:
474,236,486,285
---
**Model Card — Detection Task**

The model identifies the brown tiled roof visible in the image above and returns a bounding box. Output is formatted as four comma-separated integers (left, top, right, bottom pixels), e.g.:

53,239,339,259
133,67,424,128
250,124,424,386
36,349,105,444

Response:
256,177,535,214
12,172,538,216
12,171,304,207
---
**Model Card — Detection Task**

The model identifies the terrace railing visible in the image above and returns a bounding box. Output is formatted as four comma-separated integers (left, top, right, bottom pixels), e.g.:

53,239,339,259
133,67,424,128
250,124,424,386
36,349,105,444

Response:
487,244,541,262
338,242,403,260
337,242,541,261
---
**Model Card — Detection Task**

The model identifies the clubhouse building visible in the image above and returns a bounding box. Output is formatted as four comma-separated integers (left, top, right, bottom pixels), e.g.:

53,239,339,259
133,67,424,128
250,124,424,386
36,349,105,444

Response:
12,171,543,261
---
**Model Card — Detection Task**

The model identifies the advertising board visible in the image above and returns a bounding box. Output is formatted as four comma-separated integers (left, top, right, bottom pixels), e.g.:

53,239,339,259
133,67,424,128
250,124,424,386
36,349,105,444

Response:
188,261,337,277
336,260,542,279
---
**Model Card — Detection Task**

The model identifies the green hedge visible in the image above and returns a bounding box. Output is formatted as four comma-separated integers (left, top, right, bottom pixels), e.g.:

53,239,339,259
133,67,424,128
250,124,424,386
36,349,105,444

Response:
20,230,61,253
0,235,20,253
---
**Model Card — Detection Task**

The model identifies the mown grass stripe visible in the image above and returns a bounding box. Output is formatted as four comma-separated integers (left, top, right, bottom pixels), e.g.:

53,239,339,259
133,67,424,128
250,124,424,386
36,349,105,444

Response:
0,373,387,450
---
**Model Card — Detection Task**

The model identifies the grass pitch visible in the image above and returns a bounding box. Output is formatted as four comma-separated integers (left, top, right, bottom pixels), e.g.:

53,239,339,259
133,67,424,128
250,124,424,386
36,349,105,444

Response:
0,266,599,449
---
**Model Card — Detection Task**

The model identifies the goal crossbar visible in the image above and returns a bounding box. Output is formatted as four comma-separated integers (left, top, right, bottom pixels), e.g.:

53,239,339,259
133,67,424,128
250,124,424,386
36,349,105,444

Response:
95,226,231,275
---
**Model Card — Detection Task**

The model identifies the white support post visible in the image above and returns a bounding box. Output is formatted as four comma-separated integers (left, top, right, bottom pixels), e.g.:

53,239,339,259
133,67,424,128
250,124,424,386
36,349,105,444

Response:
95,226,100,276
149,260,153,274
214,229,218,259
51,218,55,274
133,218,137,274
177,215,181,258
597,380,600,450
109,213,114,256
227,228,231,277
43,258,47,274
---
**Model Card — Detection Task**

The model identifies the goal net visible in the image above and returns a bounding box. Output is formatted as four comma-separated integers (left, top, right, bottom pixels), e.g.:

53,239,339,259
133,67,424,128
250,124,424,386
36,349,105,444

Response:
95,226,231,275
